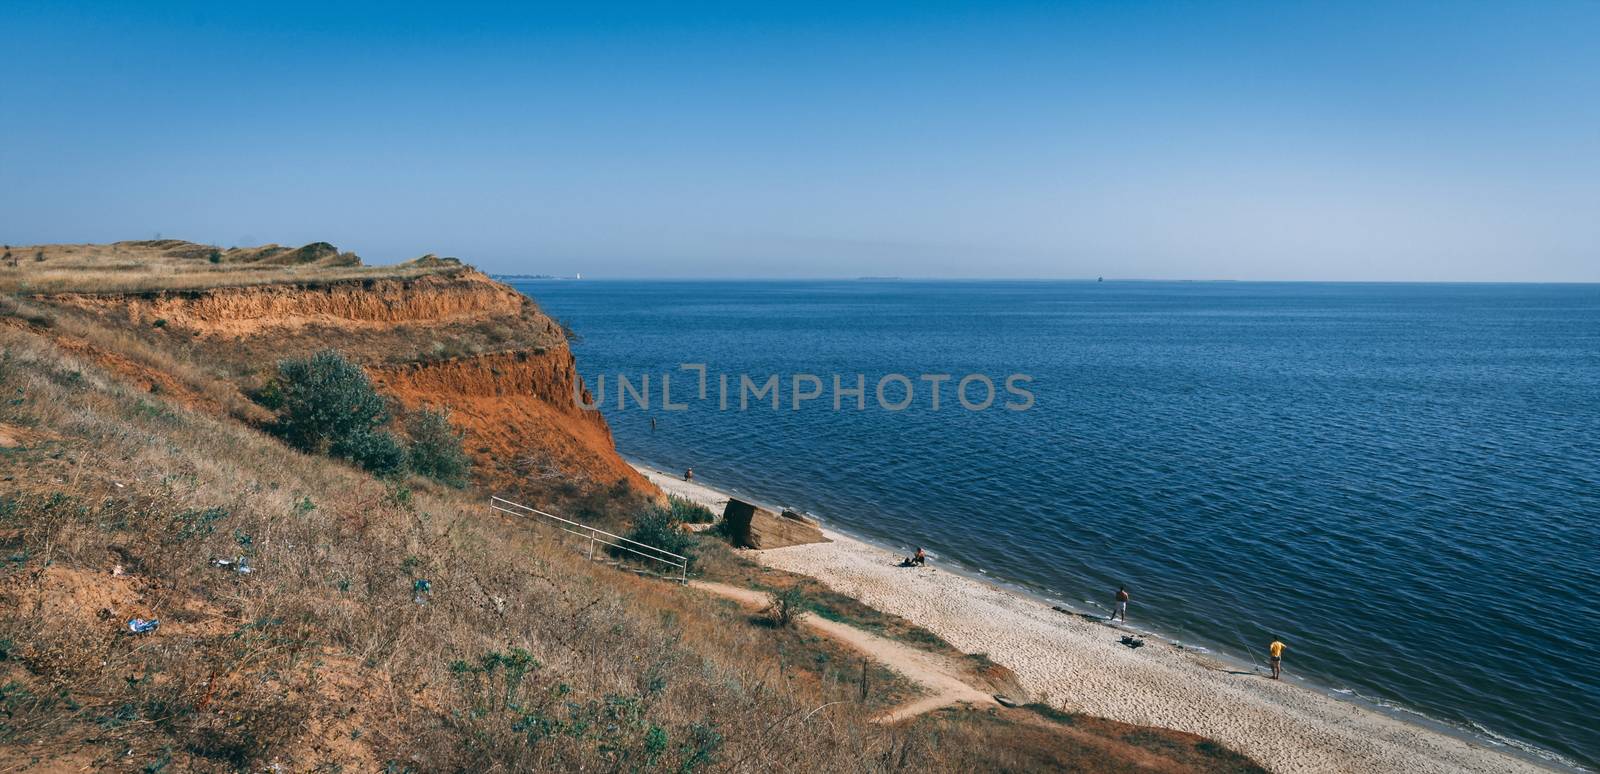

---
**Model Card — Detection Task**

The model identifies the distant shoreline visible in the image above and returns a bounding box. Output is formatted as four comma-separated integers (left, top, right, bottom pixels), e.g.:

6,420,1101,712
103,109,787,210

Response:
630,460,1571,774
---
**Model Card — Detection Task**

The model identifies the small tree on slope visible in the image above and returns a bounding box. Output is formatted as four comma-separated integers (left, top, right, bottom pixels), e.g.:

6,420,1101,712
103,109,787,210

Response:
270,349,406,477
406,407,471,487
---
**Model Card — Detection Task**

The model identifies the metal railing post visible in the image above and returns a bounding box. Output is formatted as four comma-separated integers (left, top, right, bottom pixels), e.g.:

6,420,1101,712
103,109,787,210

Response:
490,495,689,583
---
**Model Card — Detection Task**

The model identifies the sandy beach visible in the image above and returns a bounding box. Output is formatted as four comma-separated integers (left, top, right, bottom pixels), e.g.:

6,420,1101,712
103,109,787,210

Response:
638,463,1557,774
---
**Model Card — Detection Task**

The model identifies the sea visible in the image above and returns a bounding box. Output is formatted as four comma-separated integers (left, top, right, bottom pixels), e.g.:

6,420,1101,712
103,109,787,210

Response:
513,278,1600,770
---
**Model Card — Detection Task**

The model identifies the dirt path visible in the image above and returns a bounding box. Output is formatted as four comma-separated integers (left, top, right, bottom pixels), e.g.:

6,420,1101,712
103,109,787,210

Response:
691,580,996,722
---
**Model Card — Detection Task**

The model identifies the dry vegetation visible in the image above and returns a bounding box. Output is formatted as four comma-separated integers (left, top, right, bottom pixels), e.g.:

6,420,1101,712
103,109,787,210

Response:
0,239,458,295
0,294,268,423
908,705,1265,774
0,326,904,771
0,241,1266,772
3,239,635,493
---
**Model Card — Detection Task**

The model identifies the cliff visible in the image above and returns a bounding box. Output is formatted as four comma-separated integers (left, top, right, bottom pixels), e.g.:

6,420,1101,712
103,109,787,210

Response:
369,349,646,491
44,270,527,335
4,240,651,495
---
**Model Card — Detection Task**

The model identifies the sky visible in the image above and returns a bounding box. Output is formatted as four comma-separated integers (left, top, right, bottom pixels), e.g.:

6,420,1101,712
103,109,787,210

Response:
2,1,1598,281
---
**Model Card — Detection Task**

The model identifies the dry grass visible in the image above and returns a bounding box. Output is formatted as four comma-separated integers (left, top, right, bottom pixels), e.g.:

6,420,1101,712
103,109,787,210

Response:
904,706,1267,774
2,297,267,423
0,239,459,295
0,326,920,771
0,263,458,295
8,274,560,378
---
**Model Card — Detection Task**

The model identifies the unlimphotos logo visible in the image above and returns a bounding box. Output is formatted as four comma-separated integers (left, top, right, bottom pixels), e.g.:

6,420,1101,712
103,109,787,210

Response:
576,364,1034,412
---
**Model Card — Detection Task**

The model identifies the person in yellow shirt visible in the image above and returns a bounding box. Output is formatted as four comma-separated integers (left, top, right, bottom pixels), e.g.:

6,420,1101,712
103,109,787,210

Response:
1268,637,1286,679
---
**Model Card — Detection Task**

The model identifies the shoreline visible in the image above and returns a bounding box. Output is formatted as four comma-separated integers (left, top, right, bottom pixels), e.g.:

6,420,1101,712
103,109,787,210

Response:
634,460,1572,774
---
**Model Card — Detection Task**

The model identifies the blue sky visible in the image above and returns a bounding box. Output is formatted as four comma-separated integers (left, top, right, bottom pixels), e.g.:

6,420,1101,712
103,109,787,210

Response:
3,1,1597,280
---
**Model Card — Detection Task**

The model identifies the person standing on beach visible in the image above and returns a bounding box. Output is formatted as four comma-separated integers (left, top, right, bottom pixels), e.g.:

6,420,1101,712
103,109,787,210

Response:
1113,586,1130,621
684,467,693,482
1268,637,1286,679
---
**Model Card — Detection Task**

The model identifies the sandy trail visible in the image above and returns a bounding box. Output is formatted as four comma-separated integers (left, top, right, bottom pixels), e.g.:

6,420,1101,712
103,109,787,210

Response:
691,580,995,722
639,464,1556,774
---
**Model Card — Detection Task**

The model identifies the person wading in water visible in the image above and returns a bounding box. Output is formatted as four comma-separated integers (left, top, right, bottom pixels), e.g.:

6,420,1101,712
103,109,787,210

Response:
1112,586,1130,622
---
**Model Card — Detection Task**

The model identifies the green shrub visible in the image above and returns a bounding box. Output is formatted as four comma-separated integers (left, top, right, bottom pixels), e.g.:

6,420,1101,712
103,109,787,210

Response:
614,507,697,573
169,506,228,542
664,495,716,524
336,428,407,477
249,379,284,411
405,408,470,487
270,350,386,451
268,350,405,477
765,587,808,628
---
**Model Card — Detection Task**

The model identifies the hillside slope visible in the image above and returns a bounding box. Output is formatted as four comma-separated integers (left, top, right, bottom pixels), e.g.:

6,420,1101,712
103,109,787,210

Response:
0,240,1264,773
3,240,649,496
0,324,861,771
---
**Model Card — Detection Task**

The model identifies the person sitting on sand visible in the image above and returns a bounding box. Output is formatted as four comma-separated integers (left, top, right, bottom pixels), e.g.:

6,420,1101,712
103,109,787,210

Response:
1268,637,1286,679
912,547,927,566
1112,586,1130,622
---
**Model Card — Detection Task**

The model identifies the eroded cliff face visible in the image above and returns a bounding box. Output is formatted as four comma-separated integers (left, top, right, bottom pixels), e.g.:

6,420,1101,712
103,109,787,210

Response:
369,350,651,491
45,270,529,336
21,250,651,495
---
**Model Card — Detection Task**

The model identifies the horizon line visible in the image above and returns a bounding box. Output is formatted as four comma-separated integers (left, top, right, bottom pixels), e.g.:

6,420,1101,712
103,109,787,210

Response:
488,274,1600,286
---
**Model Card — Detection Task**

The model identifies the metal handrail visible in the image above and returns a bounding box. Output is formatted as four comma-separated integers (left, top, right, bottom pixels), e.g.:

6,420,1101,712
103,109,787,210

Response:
490,495,687,563
490,495,688,584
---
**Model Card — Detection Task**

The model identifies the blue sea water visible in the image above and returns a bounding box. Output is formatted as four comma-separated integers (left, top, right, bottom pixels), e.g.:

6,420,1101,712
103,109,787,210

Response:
515,279,1600,769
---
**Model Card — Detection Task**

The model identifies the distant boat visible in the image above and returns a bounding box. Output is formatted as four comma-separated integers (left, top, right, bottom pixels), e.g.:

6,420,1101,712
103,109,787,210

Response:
1098,276,1103,282
575,272,582,280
